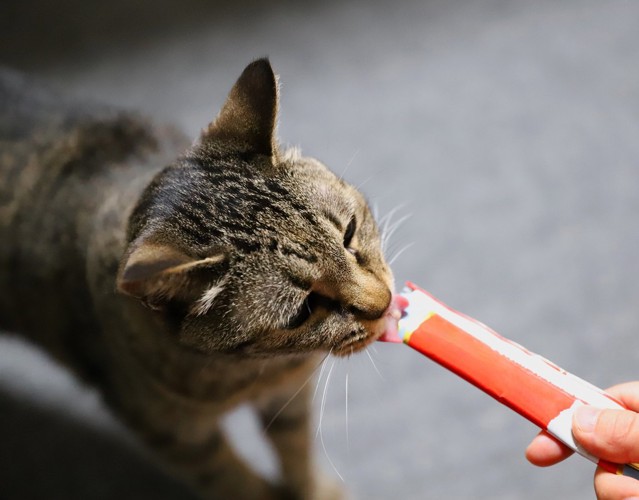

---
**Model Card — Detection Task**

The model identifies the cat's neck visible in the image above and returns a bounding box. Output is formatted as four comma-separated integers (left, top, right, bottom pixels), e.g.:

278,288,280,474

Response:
101,301,316,410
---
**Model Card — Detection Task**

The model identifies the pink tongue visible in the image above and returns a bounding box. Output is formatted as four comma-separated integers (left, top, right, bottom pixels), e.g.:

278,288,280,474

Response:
378,295,409,343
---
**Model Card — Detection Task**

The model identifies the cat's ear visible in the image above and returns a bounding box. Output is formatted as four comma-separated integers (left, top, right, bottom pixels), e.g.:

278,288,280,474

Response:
117,241,228,310
202,58,279,157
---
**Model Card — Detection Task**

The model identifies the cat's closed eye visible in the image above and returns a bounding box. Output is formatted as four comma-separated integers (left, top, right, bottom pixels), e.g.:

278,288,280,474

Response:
343,216,357,254
284,292,341,330
285,294,313,329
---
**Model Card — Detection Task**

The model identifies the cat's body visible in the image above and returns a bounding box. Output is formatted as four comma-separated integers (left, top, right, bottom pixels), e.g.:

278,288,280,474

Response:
0,60,394,499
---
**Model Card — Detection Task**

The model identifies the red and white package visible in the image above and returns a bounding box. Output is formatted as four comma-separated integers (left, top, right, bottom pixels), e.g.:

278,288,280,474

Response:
385,282,639,479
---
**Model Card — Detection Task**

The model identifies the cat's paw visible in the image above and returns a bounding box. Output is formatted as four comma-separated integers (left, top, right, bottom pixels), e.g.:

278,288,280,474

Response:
273,474,347,500
311,475,347,500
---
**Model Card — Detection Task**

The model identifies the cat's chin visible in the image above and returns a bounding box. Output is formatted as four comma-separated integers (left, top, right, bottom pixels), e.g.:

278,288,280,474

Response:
333,334,379,357
332,320,391,356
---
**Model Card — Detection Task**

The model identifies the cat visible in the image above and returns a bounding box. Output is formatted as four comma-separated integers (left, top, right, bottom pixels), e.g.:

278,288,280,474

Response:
0,59,395,499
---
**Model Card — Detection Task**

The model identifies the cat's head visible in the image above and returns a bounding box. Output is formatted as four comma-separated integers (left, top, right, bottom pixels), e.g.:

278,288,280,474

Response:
117,59,394,357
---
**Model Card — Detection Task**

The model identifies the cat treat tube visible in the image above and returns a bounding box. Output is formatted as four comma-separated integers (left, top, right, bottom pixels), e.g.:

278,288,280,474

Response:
381,282,639,480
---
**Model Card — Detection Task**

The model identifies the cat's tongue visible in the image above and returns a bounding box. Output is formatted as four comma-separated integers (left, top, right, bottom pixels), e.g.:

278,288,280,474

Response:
378,294,409,343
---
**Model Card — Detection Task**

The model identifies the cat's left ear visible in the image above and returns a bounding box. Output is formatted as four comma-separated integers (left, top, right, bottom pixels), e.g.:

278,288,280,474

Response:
202,58,279,158
116,241,228,311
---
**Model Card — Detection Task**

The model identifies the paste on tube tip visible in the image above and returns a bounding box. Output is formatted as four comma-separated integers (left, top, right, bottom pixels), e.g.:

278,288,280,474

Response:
378,294,409,343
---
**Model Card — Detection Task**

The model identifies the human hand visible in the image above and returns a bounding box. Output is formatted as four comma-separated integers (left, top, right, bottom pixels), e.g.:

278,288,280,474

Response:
526,381,639,500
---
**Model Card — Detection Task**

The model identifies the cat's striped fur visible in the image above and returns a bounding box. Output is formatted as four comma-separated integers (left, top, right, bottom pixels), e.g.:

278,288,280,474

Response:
0,59,393,499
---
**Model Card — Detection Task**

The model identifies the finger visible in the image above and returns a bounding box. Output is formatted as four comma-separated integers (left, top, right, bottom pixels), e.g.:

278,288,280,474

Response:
606,382,639,413
573,405,639,464
594,466,639,500
525,430,574,467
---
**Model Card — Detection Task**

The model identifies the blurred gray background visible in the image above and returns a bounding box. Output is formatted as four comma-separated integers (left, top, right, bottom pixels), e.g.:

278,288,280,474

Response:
1,0,639,498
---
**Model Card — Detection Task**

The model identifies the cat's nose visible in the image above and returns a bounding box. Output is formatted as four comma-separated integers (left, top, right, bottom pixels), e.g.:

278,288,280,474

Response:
312,274,392,321
346,285,392,321
349,303,387,321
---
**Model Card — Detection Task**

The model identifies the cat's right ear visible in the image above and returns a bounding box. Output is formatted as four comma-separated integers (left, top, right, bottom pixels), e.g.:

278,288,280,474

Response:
201,58,279,158
116,241,228,309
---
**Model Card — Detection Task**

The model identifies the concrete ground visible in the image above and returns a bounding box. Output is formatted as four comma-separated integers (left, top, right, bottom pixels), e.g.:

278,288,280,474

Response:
1,0,639,498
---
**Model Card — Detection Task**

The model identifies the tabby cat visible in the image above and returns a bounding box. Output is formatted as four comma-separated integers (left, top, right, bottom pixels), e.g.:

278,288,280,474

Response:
0,59,395,499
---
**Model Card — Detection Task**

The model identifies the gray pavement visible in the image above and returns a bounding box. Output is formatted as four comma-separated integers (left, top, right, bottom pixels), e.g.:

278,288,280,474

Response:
1,0,639,498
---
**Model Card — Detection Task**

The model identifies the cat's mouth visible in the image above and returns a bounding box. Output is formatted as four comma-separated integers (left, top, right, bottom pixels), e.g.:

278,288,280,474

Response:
333,294,405,356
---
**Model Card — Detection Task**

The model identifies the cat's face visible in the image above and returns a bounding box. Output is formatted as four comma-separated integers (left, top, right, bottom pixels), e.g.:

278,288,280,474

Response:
117,59,394,357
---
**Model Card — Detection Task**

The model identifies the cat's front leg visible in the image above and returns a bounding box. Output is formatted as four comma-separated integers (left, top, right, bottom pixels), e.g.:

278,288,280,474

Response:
134,418,280,500
256,372,345,500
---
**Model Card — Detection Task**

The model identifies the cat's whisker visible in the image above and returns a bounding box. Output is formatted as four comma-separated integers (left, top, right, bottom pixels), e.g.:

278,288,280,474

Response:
353,175,372,192
378,203,406,229
388,242,415,267
347,149,360,167
382,214,411,249
379,212,394,240
337,149,360,182
379,204,408,253
345,370,350,453
312,349,332,403
321,426,345,482
316,359,335,439
262,352,330,434
368,343,388,366
385,238,410,263
316,360,345,482
365,348,386,383
381,213,411,255
339,149,361,180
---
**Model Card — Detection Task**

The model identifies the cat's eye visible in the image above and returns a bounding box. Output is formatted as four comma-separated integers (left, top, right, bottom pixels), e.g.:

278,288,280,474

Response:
285,295,313,329
343,216,356,252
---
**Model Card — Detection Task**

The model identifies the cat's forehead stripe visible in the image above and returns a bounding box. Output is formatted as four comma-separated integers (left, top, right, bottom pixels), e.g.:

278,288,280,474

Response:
284,272,312,291
324,212,343,232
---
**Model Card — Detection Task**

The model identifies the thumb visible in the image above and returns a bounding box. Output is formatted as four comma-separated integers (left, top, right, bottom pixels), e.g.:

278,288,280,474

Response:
573,405,639,464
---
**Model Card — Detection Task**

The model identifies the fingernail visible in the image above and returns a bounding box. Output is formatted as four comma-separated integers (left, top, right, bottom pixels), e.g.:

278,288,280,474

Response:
574,405,600,433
